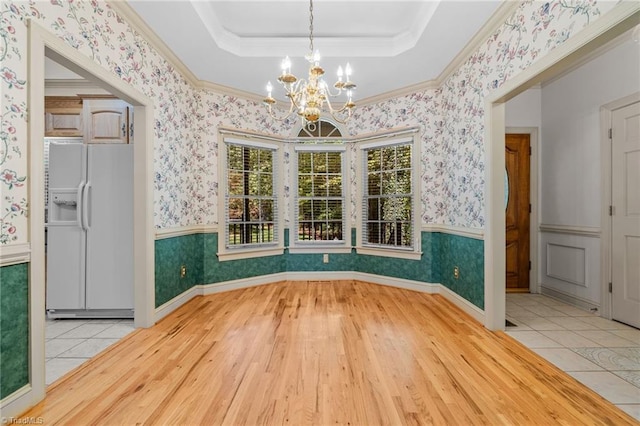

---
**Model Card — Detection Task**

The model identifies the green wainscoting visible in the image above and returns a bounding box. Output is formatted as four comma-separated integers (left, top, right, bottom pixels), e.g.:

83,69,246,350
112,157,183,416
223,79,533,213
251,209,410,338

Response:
155,233,204,307
154,229,484,310
0,263,29,399
286,251,356,272
436,233,485,309
356,232,440,283
202,233,285,285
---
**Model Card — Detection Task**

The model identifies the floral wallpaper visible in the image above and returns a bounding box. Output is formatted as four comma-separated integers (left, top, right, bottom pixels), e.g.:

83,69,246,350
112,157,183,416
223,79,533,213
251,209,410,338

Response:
0,0,619,245
347,0,613,228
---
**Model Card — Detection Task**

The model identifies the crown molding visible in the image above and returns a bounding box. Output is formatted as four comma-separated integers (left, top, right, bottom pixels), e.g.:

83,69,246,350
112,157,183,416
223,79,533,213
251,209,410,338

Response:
109,0,521,107
198,80,265,103
353,1,522,107
357,79,440,107
434,1,522,88
108,1,268,103
107,1,199,87
45,79,103,89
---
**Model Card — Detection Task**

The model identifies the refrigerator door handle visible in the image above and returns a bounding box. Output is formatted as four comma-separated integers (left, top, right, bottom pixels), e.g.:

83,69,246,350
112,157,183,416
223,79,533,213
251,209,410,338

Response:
77,181,86,229
82,181,91,230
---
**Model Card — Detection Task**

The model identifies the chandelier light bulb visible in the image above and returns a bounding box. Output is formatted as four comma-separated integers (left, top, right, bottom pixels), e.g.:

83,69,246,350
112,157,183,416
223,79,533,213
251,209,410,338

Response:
282,56,291,74
337,66,343,80
313,50,321,64
345,63,352,78
266,81,273,97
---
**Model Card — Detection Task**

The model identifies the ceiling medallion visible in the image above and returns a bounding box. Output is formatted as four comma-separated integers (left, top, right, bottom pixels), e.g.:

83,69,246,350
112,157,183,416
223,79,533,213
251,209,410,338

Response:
263,0,356,131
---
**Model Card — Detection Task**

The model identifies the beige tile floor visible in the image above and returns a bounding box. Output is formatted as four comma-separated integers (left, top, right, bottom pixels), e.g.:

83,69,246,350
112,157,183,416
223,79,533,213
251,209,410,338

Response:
45,318,134,386
506,293,640,421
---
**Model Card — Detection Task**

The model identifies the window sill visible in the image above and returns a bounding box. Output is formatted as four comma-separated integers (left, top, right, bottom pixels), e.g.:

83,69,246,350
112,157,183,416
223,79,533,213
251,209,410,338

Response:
288,246,353,255
217,247,284,262
355,247,422,260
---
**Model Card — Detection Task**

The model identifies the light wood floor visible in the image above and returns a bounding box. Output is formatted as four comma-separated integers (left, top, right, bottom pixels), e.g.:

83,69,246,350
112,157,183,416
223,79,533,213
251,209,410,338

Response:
23,281,635,425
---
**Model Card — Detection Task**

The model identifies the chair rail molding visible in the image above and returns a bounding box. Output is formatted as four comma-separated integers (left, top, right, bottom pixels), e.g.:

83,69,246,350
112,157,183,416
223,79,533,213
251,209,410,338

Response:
539,224,601,238
155,225,218,240
0,243,31,267
422,224,484,240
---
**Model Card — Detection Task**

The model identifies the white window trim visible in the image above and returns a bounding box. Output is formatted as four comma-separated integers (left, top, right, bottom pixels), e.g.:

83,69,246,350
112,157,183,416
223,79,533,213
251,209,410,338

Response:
289,143,351,252
217,132,285,261
355,131,422,260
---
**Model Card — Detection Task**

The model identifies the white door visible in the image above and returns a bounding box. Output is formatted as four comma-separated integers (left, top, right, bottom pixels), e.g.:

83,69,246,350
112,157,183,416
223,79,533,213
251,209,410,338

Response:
85,144,134,310
612,101,640,328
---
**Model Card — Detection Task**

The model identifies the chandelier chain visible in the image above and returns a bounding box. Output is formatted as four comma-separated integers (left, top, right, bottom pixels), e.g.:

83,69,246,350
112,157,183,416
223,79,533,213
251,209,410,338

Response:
309,0,314,54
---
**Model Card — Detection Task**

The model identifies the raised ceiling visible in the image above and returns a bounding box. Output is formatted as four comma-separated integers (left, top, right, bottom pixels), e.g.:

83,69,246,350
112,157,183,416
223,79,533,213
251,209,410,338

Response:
47,1,505,102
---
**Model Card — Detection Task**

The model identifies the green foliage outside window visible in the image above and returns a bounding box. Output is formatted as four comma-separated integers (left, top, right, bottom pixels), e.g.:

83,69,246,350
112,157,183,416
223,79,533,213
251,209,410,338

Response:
364,143,413,248
226,144,276,247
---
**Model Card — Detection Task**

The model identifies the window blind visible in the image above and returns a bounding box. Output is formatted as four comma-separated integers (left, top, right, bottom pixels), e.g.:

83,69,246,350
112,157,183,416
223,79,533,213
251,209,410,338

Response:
294,148,345,243
362,142,413,249
225,141,278,249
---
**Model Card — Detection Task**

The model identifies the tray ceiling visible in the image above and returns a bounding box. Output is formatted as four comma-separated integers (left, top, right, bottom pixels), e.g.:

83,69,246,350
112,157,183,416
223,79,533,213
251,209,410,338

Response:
48,1,505,102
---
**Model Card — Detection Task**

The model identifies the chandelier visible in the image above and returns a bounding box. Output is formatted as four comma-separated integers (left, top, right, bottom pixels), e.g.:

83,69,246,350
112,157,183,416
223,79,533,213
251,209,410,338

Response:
263,0,356,131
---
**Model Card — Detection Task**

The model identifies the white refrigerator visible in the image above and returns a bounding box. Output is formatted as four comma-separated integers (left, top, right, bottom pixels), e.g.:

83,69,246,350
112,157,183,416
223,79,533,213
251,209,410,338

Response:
46,142,134,317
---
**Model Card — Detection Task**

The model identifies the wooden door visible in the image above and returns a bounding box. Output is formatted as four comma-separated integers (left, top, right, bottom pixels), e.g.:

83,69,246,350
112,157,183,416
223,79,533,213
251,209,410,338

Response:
611,101,640,328
505,134,530,292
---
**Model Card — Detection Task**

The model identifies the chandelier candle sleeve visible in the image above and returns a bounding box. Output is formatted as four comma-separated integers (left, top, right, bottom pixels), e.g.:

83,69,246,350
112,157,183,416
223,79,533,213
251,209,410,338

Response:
263,0,357,130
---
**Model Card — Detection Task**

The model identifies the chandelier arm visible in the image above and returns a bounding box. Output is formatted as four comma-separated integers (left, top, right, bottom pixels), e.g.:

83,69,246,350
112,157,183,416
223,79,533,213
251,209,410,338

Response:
324,96,351,114
288,94,304,116
264,102,298,122
321,84,344,98
327,109,353,125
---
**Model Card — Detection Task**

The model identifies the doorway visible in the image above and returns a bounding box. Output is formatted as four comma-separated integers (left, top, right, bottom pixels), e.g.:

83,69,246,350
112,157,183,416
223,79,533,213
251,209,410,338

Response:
44,58,137,383
12,21,156,415
484,6,639,331
609,100,640,328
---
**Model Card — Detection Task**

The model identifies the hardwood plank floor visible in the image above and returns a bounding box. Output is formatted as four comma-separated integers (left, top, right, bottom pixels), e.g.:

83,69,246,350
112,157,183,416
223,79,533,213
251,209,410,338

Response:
22,281,636,425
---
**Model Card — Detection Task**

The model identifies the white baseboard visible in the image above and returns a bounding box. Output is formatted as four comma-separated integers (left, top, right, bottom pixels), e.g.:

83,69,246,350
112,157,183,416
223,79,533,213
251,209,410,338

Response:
154,286,200,322
0,385,34,420
352,272,440,293
154,272,485,325
437,285,485,324
540,285,600,314
200,273,289,296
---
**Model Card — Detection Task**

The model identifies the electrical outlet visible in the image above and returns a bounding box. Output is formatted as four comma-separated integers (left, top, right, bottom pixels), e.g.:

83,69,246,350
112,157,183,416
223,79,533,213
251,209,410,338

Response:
323,254,329,263
453,266,460,279
180,265,187,278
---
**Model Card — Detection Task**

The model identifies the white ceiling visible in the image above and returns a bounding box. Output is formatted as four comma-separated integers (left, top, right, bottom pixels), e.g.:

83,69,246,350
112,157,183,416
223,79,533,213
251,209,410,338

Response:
47,1,504,102
127,0,502,100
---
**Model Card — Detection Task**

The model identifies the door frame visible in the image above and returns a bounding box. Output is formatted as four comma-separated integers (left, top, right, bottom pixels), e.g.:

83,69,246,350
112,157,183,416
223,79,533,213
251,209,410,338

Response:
506,128,539,294
484,4,639,330
599,92,640,320
3,20,156,416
